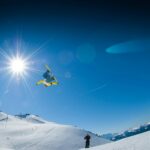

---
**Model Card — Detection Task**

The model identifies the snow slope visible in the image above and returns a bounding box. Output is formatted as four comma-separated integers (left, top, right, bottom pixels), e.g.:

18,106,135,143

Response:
0,112,109,150
81,131,150,150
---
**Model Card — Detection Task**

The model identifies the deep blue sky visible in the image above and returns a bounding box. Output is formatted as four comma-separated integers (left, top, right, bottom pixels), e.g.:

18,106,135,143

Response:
0,0,150,134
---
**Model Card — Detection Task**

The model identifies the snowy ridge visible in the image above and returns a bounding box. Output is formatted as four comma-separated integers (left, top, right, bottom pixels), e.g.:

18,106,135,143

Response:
15,114,48,124
81,131,150,150
0,112,109,150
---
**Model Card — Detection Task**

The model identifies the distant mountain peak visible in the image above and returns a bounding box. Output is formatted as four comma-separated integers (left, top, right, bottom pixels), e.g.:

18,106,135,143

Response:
102,122,150,141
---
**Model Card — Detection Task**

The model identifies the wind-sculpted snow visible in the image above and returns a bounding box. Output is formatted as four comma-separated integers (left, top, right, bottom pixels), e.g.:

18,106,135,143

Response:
0,112,109,150
81,131,150,150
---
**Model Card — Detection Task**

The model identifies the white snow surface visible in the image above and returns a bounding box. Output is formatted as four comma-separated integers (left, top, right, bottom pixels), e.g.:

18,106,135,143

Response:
81,131,150,150
0,112,109,150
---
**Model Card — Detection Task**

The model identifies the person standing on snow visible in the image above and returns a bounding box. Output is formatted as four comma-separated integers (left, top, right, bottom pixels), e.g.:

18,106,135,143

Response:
84,134,91,148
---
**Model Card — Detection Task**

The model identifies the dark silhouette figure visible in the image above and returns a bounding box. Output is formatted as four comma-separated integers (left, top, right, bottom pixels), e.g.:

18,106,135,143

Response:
43,70,55,83
84,134,91,148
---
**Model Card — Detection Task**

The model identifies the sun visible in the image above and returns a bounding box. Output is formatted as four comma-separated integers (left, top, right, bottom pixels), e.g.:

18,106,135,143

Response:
0,38,48,94
6,53,29,77
9,57,27,75
0,39,47,92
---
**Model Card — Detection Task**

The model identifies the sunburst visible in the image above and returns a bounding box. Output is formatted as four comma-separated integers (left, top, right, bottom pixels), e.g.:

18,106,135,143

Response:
0,39,46,93
8,55,28,77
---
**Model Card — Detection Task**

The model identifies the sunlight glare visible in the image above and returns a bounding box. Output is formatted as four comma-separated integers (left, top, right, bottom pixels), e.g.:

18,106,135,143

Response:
9,57,27,75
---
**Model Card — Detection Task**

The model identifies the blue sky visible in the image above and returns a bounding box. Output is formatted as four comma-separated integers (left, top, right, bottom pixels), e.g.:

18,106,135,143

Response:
0,0,150,134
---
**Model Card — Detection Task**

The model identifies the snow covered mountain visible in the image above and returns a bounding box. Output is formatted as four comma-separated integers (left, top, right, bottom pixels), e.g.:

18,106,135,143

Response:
101,122,150,141
81,131,150,150
0,112,109,150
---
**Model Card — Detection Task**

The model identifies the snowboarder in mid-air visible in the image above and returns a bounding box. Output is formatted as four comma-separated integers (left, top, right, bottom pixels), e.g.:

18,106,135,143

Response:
84,134,91,148
36,64,58,87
